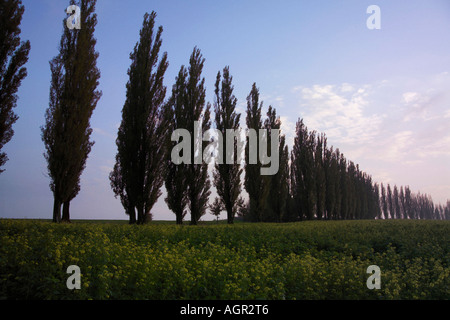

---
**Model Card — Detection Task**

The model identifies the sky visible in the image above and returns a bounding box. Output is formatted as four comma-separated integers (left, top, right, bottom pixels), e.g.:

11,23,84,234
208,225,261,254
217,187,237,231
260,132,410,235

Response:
1,0,450,221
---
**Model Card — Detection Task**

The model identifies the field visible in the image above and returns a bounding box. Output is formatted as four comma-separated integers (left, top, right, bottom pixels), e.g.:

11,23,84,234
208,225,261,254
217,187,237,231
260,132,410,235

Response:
0,219,449,300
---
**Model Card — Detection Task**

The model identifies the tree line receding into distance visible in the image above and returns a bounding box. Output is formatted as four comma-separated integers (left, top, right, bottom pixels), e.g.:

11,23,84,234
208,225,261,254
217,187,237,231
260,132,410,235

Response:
1,0,449,224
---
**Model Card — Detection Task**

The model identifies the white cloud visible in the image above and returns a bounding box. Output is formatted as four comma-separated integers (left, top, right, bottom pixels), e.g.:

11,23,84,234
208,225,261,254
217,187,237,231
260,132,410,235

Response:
341,83,354,93
402,92,419,104
280,116,296,147
381,131,414,162
297,83,383,146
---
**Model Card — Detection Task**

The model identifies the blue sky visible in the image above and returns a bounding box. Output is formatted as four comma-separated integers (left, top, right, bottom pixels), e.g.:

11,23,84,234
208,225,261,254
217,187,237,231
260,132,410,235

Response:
1,0,450,220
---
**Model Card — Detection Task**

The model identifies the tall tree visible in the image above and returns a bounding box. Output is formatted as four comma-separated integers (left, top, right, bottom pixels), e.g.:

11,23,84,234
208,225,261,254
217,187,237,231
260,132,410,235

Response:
0,0,30,174
324,146,338,220
346,161,357,220
110,12,169,224
264,106,288,222
212,66,243,224
338,152,348,220
393,185,401,219
164,66,189,224
380,183,387,219
291,119,316,220
269,134,289,222
404,186,413,219
315,133,326,219
186,48,211,225
165,47,211,225
444,200,450,220
399,186,406,219
333,149,342,220
42,0,101,222
244,83,268,222
373,183,382,219
387,184,394,219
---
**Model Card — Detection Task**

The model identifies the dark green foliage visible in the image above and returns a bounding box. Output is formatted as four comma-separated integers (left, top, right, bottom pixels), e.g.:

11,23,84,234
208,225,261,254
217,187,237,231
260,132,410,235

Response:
185,48,211,225
387,184,394,220
393,185,401,219
263,106,289,222
243,83,269,222
324,147,338,220
0,0,30,173
315,133,326,220
42,0,101,222
267,134,289,222
164,47,211,225
164,66,189,225
110,12,169,225
381,183,388,219
291,119,316,220
213,66,243,224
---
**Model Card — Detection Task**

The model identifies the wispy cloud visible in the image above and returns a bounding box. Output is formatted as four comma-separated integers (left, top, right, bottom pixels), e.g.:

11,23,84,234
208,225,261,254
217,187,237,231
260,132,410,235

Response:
280,116,295,147
402,90,445,122
93,127,115,139
290,72,450,167
296,83,383,146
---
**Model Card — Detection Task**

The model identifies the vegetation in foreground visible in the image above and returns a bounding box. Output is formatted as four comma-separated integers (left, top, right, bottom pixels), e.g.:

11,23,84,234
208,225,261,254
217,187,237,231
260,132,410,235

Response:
0,219,448,300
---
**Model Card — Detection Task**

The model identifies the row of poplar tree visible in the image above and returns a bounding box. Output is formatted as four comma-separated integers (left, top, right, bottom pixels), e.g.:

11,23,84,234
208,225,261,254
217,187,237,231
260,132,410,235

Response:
2,1,449,224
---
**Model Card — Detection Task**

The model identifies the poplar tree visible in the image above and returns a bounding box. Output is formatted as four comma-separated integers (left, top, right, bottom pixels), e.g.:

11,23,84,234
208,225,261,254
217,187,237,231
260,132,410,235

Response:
264,106,287,222
42,0,101,222
213,66,243,224
291,119,316,220
164,66,189,224
110,11,169,224
333,149,342,220
165,47,211,225
244,83,268,222
324,146,338,220
445,201,450,220
0,0,30,174
186,48,211,225
268,133,289,222
338,153,348,220
404,186,413,219
387,184,394,219
393,185,401,219
380,183,387,219
315,133,326,219
400,186,406,219
373,183,382,219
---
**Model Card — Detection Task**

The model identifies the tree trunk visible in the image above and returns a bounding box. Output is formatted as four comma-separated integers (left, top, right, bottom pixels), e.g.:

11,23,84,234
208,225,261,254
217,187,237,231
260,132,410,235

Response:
62,200,71,223
136,205,144,225
176,212,183,225
190,214,197,225
53,197,62,223
144,209,152,224
225,199,234,224
227,208,234,224
128,205,136,224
